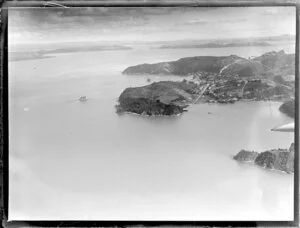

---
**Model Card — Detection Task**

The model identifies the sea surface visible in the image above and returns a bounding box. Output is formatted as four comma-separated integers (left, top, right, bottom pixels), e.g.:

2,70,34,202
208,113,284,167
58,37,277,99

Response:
9,42,295,220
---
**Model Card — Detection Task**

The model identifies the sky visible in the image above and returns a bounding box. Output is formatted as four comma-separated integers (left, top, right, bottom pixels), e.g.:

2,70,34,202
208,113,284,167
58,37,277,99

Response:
9,6,296,44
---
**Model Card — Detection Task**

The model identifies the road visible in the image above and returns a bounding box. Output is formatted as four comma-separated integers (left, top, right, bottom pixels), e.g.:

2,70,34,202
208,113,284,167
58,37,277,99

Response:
219,59,242,75
192,83,210,104
241,79,248,97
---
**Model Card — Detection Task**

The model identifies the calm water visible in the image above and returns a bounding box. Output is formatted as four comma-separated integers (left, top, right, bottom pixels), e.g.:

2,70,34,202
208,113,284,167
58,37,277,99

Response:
9,43,294,220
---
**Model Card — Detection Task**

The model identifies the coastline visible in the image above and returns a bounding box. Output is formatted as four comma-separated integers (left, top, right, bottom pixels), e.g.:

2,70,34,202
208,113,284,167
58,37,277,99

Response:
116,99,287,117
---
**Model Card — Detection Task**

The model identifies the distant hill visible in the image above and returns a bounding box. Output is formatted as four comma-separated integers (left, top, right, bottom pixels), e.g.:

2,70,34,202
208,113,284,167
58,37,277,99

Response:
123,50,295,79
9,45,132,62
131,34,295,47
123,55,243,76
220,50,295,78
159,41,271,49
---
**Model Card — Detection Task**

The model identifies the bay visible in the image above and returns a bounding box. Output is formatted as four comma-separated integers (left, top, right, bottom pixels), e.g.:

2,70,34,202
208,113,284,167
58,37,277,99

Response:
9,43,294,220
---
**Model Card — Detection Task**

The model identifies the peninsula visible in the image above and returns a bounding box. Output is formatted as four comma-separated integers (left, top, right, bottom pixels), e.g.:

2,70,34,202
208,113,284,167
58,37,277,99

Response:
116,81,198,116
122,50,294,77
117,50,295,116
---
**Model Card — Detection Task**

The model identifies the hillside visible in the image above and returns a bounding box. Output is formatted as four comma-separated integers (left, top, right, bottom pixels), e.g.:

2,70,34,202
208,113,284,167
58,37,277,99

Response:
122,50,295,79
116,81,198,116
118,50,295,116
123,55,244,76
234,143,294,173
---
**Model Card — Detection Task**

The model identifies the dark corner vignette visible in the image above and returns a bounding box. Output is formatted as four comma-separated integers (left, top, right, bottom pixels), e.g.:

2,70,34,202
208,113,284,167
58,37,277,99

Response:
294,3,300,228
0,4,8,228
0,3,7,227
1,1,300,228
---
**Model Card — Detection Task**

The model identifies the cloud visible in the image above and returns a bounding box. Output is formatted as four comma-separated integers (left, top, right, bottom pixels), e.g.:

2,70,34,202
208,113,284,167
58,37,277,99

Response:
185,19,209,25
8,7,296,44
10,7,219,29
9,7,154,31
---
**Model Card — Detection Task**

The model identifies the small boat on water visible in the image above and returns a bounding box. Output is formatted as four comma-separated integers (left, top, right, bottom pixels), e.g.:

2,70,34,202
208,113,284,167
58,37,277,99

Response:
79,96,87,102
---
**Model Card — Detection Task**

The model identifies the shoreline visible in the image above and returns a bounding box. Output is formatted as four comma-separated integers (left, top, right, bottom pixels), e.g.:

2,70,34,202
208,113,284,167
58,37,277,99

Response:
235,159,294,174
116,99,288,117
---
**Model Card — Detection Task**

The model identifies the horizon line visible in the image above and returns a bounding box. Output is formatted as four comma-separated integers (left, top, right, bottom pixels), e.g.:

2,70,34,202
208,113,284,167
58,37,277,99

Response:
8,34,296,46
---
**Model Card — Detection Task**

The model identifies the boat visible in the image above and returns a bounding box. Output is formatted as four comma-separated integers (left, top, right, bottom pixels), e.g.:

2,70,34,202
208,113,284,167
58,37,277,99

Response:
79,96,87,102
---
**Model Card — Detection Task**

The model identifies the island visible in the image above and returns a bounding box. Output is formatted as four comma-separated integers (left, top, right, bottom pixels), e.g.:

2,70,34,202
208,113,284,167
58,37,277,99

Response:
233,143,294,173
118,50,295,115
